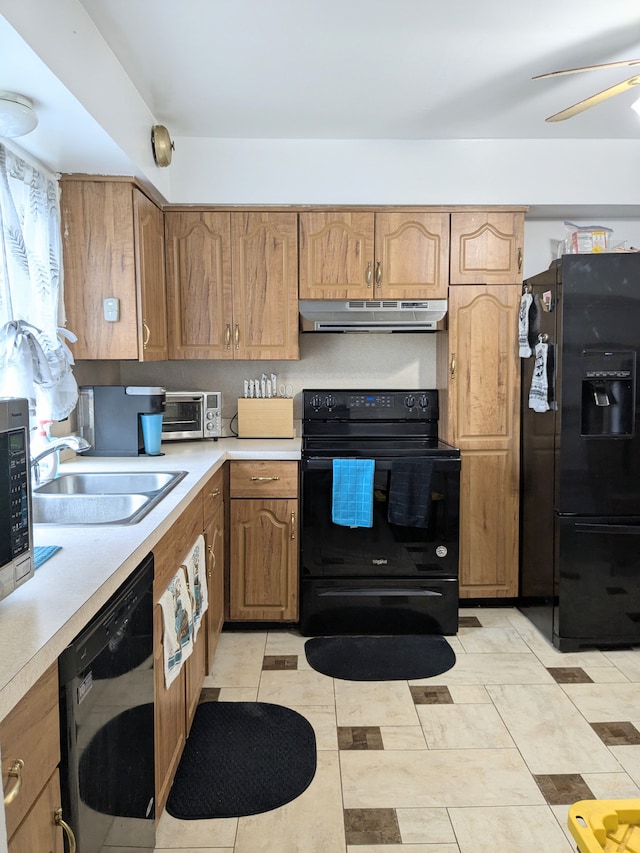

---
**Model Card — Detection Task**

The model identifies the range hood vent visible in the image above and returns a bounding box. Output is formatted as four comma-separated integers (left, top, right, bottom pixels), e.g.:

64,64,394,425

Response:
299,299,447,332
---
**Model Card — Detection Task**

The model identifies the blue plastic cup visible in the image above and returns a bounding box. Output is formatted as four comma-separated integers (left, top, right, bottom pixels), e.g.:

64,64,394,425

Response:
140,413,163,455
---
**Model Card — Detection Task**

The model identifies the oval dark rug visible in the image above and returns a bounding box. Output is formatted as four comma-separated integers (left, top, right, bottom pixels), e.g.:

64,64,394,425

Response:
166,701,317,819
305,634,456,681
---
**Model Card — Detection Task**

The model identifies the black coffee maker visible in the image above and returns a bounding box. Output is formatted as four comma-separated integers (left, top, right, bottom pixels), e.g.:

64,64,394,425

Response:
78,386,166,456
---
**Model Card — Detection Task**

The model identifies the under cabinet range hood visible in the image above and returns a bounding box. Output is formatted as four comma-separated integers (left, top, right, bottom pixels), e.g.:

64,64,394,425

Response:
299,299,447,332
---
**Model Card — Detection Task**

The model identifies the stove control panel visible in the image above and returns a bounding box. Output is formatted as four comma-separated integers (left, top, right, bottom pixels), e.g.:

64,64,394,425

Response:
303,389,438,420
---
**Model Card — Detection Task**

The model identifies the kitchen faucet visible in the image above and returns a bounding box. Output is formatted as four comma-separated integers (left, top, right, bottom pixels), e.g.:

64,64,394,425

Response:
31,436,92,486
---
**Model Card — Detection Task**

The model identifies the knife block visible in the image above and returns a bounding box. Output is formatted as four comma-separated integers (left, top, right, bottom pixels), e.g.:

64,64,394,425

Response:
237,398,294,438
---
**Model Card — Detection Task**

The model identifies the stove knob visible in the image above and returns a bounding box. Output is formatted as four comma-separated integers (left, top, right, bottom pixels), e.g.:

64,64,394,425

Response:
324,394,336,410
405,394,416,409
310,395,323,410
418,394,430,410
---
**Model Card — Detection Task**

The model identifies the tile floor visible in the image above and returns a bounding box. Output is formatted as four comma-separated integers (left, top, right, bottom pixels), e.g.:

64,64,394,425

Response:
155,607,640,852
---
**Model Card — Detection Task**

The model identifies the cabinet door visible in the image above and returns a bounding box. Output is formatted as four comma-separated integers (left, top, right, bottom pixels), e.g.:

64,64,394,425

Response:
165,211,233,359
231,212,299,360
61,180,139,359
8,770,64,853
299,212,375,299
447,285,520,597
450,211,524,284
230,498,298,621
374,212,449,299
134,189,168,360
204,503,225,670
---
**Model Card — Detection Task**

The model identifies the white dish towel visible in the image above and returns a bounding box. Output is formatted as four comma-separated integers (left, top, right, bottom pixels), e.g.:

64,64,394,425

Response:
182,534,208,639
159,566,194,688
519,292,533,357
529,340,550,412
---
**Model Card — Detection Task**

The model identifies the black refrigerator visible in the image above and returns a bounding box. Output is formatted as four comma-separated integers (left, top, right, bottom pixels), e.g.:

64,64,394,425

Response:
519,253,640,651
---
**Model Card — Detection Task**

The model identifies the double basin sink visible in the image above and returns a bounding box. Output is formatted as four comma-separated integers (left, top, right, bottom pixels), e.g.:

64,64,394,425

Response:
32,471,187,525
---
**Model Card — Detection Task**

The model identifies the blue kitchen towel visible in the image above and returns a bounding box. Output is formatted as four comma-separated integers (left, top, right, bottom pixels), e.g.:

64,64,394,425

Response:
332,459,375,528
34,545,61,570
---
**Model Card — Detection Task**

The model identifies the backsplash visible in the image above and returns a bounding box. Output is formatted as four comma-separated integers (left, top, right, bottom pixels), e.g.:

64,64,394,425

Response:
73,332,439,423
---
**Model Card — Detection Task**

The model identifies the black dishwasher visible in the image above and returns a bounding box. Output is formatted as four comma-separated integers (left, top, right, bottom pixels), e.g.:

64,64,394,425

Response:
59,552,155,852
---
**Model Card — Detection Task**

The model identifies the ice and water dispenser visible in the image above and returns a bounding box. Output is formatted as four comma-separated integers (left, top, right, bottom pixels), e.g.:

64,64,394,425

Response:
581,350,636,437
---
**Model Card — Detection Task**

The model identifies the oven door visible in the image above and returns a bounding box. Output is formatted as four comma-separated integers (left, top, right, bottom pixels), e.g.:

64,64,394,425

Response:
162,395,204,441
299,455,460,635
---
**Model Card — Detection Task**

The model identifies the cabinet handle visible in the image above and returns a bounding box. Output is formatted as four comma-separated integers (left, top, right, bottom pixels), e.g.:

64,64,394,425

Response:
207,544,216,577
450,352,456,379
209,488,221,498
250,476,280,481
375,261,382,288
291,511,295,540
234,324,240,349
225,324,231,349
142,321,151,348
517,247,523,273
366,261,372,287
3,758,24,805
55,807,77,853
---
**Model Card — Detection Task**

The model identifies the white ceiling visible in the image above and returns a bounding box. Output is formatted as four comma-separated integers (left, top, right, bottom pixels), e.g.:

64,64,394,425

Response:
1,0,639,202
77,0,640,140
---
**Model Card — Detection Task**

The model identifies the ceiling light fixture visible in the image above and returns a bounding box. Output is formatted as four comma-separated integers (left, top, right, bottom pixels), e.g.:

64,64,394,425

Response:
0,91,38,138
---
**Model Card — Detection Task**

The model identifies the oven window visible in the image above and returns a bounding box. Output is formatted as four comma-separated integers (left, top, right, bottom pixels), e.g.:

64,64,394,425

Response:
163,400,201,434
301,462,459,580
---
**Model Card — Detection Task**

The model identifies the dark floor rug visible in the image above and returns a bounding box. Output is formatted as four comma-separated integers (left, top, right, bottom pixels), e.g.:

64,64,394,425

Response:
166,701,317,819
305,634,456,681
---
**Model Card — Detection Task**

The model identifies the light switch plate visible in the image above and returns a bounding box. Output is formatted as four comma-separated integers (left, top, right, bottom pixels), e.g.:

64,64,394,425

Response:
103,297,119,322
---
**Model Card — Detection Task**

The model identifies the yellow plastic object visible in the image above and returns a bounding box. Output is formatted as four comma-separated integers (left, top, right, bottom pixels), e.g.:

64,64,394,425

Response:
568,799,640,853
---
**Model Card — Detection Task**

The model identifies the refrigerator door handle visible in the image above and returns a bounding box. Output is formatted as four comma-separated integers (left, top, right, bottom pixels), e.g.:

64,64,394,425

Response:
574,522,640,535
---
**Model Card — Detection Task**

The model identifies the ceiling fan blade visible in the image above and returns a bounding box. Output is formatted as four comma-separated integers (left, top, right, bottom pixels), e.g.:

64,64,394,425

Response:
545,74,640,121
533,59,640,80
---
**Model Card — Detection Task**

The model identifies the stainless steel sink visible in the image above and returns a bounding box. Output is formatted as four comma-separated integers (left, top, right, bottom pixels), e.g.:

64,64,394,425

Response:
32,470,188,525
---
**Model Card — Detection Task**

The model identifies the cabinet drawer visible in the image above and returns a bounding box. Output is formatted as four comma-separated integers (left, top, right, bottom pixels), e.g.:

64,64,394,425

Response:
230,461,298,498
1,663,60,840
202,464,225,521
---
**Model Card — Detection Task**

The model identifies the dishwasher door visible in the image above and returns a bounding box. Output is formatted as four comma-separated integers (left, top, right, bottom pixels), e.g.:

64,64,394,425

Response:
58,552,155,852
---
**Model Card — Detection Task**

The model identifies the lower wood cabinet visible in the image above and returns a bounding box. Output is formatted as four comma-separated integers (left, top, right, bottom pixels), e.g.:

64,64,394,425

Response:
229,461,299,621
153,493,206,817
0,663,67,852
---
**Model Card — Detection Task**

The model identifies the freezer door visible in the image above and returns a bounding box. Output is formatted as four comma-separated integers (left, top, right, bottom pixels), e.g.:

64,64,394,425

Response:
554,515,640,650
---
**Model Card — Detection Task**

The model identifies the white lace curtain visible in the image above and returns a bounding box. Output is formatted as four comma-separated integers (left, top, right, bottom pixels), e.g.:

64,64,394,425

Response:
0,142,78,421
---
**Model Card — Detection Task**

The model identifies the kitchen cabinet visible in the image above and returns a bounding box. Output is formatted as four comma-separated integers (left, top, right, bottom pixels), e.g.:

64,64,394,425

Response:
60,177,168,360
165,210,299,360
438,285,520,598
202,465,226,671
299,210,449,300
153,493,205,817
0,662,69,851
229,461,298,621
450,210,525,284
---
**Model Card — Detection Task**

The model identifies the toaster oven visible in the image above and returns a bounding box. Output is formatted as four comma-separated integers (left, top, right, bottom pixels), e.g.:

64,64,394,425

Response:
162,392,222,441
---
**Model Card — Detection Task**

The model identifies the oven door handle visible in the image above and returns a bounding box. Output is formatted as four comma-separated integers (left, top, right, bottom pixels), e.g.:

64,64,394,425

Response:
317,588,444,597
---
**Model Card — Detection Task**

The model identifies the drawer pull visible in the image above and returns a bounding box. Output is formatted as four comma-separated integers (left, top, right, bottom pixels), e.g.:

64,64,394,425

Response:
4,758,24,805
209,488,221,498
55,807,77,853
250,476,280,482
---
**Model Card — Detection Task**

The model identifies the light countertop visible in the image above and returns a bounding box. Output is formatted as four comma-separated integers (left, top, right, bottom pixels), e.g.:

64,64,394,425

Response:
0,437,300,722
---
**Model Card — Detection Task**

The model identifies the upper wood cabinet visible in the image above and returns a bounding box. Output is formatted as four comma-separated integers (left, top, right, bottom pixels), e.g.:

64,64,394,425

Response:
165,210,299,360
299,211,449,300
60,178,168,360
450,211,525,284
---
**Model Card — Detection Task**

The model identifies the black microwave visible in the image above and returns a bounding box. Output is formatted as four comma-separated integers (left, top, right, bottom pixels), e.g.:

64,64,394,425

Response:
0,398,33,601
162,392,222,441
